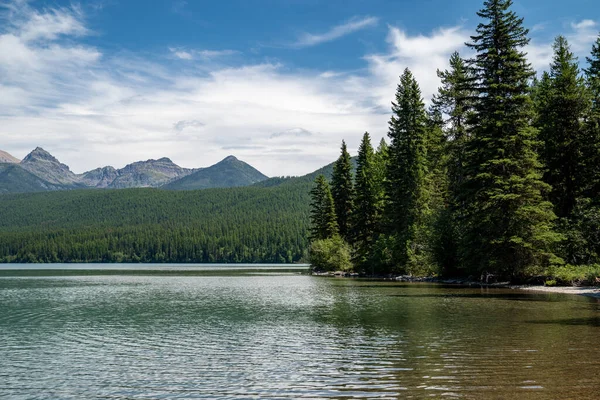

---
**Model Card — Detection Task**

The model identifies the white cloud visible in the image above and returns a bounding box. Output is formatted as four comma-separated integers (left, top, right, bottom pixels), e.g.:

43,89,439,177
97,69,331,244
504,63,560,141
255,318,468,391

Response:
528,19,599,72
270,128,314,139
170,47,239,61
174,120,205,132
171,49,193,60
295,16,378,47
364,26,470,109
20,7,87,42
2,2,598,178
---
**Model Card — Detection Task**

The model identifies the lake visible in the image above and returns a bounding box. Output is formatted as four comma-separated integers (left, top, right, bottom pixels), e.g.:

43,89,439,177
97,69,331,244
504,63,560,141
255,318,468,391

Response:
1,265,599,399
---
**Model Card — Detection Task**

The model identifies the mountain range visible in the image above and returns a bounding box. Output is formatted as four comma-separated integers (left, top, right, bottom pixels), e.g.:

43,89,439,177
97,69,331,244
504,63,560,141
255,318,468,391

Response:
0,148,268,194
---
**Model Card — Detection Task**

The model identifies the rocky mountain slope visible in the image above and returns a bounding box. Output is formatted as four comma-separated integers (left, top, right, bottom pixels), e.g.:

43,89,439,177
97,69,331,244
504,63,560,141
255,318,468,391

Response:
20,147,82,186
108,157,196,189
0,148,268,193
0,150,20,164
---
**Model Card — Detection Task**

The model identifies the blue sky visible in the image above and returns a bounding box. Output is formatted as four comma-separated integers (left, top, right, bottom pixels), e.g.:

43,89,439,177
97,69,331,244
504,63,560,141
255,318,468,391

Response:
1,0,599,176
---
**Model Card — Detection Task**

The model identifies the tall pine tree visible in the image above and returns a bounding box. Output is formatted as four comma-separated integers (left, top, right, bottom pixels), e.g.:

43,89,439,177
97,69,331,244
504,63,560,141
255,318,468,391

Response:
536,36,588,218
351,132,378,268
462,0,559,278
309,175,339,241
386,68,431,271
330,140,354,241
431,52,475,274
582,34,600,199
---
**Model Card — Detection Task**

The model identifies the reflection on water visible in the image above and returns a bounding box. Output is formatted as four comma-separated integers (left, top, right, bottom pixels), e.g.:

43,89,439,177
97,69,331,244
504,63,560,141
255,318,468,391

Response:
0,273,599,399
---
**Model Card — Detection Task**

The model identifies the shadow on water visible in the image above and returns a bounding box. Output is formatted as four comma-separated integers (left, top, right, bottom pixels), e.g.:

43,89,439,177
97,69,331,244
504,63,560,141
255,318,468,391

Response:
527,317,600,327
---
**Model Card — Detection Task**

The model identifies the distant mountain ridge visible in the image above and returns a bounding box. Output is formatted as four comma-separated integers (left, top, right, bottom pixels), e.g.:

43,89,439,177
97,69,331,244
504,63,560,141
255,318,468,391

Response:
0,147,268,193
20,147,82,186
163,155,267,190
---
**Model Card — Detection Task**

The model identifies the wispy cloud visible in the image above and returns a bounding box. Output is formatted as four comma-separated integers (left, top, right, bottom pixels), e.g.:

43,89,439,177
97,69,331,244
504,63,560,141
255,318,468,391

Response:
169,47,239,60
294,16,378,48
174,120,205,132
270,128,314,139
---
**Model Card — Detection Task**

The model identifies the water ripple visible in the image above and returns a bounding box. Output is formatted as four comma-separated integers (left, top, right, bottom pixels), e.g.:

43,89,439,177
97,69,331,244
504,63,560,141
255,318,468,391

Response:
1,275,599,399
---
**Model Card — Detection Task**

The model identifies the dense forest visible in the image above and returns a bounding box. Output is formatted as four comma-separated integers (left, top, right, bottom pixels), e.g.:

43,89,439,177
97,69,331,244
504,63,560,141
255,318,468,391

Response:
0,184,311,264
308,0,600,284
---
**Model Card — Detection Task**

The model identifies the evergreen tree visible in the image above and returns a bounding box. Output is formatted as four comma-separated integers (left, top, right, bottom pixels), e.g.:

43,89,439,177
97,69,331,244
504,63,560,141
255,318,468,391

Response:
585,34,600,107
373,138,389,224
582,34,600,199
330,141,354,240
462,0,560,278
536,36,588,218
351,132,378,268
386,68,431,270
309,175,339,241
431,52,475,274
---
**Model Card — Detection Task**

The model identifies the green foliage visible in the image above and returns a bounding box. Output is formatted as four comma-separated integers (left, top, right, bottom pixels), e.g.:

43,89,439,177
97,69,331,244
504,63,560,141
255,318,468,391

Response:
545,264,600,286
308,235,353,272
430,52,475,276
0,185,311,263
556,198,600,265
351,132,378,269
461,0,560,278
535,36,589,218
386,68,432,271
0,163,65,193
163,156,267,190
582,34,600,200
330,141,354,240
309,175,339,241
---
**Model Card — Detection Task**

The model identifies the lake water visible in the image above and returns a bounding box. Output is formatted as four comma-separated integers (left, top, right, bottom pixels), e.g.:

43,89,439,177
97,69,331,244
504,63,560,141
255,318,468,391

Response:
1,265,599,399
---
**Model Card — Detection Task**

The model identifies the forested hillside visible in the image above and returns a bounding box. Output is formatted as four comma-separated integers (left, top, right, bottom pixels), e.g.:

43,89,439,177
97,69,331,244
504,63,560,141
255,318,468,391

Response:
0,184,311,263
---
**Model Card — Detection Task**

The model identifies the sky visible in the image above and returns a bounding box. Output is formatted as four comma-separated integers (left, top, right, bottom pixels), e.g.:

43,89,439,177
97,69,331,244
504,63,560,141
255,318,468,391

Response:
0,0,598,177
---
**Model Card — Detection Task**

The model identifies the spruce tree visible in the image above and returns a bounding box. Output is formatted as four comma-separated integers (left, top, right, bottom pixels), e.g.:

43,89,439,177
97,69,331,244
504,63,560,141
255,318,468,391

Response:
309,175,339,241
373,138,389,221
583,34,600,199
351,132,378,268
585,34,600,107
330,140,354,240
462,0,559,278
386,68,431,270
431,52,475,274
536,36,588,218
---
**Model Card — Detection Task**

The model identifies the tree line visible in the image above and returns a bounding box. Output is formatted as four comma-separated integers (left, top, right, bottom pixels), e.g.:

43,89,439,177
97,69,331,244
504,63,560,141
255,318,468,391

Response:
0,185,311,264
309,0,600,283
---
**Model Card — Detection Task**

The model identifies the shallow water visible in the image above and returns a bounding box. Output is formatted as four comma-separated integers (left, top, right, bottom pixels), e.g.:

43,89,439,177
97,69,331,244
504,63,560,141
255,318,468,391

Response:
1,268,599,399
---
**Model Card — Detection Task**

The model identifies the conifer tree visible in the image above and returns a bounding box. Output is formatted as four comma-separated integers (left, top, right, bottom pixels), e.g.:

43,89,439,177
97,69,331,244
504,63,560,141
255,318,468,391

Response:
430,52,475,274
536,36,588,218
330,141,354,240
432,52,474,199
386,68,431,270
582,34,600,199
585,34,600,107
373,138,389,221
351,132,378,267
462,0,559,278
309,175,339,241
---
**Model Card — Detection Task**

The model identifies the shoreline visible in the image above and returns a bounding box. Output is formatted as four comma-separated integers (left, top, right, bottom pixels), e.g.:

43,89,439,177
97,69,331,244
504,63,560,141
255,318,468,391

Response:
511,285,600,299
313,272,600,299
